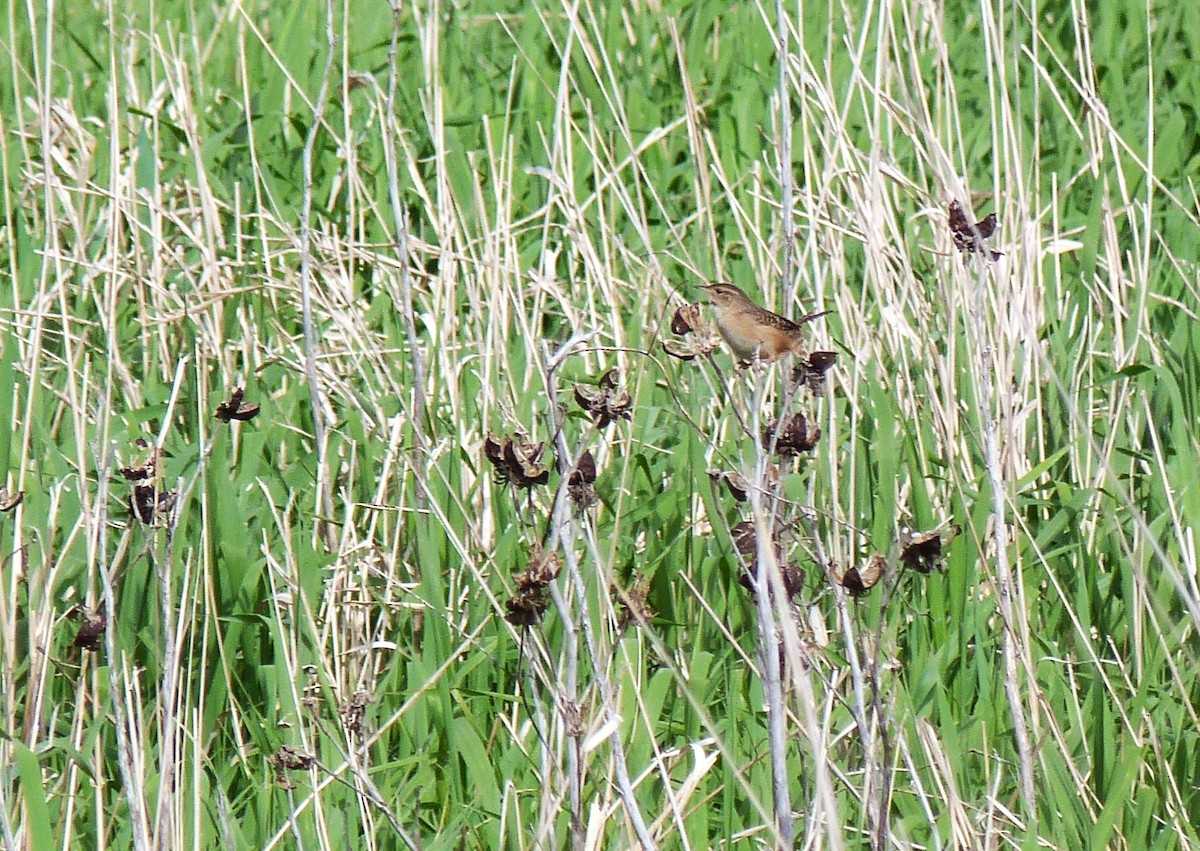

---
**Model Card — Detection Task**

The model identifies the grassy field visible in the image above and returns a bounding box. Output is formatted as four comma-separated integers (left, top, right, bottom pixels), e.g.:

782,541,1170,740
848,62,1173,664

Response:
3,0,1200,848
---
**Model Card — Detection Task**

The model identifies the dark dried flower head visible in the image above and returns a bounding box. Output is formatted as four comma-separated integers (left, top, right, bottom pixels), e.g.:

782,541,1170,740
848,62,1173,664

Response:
504,439,550,486
569,452,597,486
839,553,886,597
131,484,176,525
723,518,798,598
708,470,748,502
505,586,550,626
484,433,551,487
69,605,107,651
762,413,821,456
272,746,316,772
671,303,702,335
663,304,720,361
0,488,23,512
794,351,837,395
119,440,157,481
340,691,370,734
739,562,805,601
662,339,698,360
267,744,314,792
574,369,633,429
948,200,1001,261
215,387,261,422
729,519,758,555
569,485,596,509
782,563,807,599
806,351,837,372
514,545,563,590
568,451,598,507
120,462,154,482
483,433,506,468
132,484,156,524
157,490,178,515
269,745,316,787
900,530,945,574
615,572,654,631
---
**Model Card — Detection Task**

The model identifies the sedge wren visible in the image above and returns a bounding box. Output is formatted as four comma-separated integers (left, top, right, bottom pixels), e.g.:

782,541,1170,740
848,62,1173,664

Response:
702,283,829,363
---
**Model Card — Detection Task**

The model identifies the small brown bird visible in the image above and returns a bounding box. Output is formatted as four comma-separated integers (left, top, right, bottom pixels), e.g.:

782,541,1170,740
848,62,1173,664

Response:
702,283,829,363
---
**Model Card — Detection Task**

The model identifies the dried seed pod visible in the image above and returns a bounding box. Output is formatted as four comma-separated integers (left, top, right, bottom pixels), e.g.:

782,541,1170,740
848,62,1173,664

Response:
707,470,748,502
339,691,370,734
269,745,316,788
671,303,702,335
568,451,596,486
120,462,154,482
483,433,507,469
739,561,805,601
839,553,886,597
68,605,107,651
729,519,758,555
724,518,798,598
0,489,23,512
662,339,698,361
615,573,654,631
271,745,316,772
484,433,551,487
502,439,550,486
505,587,550,626
134,485,176,524
513,545,563,589
948,200,1001,261
119,439,157,481
574,369,633,428
762,413,821,455
795,350,837,395
568,451,598,508
662,304,720,361
119,440,174,525
806,351,837,372
215,387,261,422
900,531,945,574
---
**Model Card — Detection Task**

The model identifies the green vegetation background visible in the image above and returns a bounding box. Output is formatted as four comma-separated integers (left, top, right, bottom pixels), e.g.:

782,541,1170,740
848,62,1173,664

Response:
3,0,1200,848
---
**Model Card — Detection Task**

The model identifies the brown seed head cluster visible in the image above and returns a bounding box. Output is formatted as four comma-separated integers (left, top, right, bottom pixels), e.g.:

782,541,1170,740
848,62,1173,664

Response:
664,303,721,361
485,384,617,627
573,369,632,428
120,439,177,525
614,572,654,631
484,433,551,488
339,691,370,735
215,387,261,422
0,488,22,512
708,469,749,502
762,413,821,456
900,526,959,574
506,544,563,626
729,519,805,602
567,450,598,508
269,746,316,788
793,350,838,395
68,604,107,651
948,200,1001,261
837,553,887,598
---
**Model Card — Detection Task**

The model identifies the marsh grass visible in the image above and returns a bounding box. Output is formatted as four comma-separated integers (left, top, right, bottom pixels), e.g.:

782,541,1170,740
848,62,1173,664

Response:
3,0,1200,848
